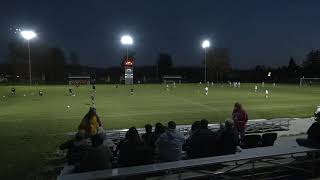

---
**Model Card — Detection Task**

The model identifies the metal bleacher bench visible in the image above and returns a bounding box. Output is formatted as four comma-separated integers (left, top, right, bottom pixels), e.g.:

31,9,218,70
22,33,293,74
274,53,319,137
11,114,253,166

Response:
57,138,320,180
67,118,291,142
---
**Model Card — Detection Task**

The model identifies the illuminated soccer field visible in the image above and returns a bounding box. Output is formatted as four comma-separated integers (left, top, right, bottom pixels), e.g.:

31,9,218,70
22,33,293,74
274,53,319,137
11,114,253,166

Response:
1,83,320,179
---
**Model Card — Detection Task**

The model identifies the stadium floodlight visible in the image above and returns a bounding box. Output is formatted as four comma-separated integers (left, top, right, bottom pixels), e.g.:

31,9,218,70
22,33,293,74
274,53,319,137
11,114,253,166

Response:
20,30,37,85
202,40,210,49
21,30,37,40
121,35,133,61
202,39,210,83
120,35,133,45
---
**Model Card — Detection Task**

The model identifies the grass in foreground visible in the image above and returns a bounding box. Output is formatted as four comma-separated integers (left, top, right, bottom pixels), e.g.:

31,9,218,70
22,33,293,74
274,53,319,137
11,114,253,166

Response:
0,83,319,179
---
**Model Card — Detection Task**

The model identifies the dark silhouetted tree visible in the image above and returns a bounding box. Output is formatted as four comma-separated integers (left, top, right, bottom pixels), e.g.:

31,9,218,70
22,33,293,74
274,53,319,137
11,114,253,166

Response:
303,49,320,76
157,53,173,77
206,48,231,82
69,52,79,66
44,47,67,82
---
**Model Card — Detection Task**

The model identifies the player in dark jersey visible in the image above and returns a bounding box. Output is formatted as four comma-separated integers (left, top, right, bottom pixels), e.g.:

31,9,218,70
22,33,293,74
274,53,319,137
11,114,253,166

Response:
130,88,134,95
92,84,96,92
69,88,74,96
11,87,16,95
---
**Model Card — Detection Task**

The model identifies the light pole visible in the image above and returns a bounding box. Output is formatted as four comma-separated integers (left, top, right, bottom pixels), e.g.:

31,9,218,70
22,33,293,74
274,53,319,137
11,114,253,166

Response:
202,40,210,83
120,35,133,61
21,30,37,85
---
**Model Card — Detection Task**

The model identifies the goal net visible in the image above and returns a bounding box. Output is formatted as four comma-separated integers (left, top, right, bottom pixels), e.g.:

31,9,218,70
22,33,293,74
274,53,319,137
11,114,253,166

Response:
68,76,91,85
162,76,182,84
300,77,320,86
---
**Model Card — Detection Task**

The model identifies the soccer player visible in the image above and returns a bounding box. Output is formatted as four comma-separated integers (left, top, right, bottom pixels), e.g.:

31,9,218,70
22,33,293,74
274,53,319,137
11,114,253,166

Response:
92,84,96,92
211,82,214,87
273,82,276,87
91,93,95,101
262,82,265,87
199,81,202,85
173,82,176,88
39,90,43,96
205,86,209,95
130,88,134,95
69,88,74,96
166,84,169,91
254,85,258,92
265,89,269,98
238,82,241,88
11,87,16,95
207,81,210,87
91,93,96,106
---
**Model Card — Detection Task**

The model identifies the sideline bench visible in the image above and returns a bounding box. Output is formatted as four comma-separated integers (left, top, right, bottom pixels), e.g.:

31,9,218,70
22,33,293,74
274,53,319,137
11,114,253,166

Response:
57,142,320,180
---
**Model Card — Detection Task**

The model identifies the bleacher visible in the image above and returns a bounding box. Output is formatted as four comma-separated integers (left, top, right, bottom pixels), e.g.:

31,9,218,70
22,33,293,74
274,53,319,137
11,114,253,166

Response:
57,135,320,180
57,118,320,180
66,118,291,142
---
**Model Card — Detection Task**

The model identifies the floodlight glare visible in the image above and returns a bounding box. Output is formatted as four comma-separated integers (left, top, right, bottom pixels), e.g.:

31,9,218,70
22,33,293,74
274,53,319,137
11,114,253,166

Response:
121,35,133,45
202,40,210,49
20,30,37,40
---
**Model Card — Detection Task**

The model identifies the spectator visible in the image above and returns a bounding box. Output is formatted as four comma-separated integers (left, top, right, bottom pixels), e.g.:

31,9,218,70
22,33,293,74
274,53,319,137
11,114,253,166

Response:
155,121,185,162
118,127,154,166
190,121,201,136
189,119,219,158
183,121,201,156
141,124,156,148
115,130,129,156
78,107,103,137
232,102,248,141
296,110,320,148
218,120,239,155
60,131,91,165
76,133,113,172
154,122,166,140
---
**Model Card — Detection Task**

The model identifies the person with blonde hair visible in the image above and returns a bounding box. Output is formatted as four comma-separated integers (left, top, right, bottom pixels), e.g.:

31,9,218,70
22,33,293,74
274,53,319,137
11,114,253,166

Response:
78,107,103,137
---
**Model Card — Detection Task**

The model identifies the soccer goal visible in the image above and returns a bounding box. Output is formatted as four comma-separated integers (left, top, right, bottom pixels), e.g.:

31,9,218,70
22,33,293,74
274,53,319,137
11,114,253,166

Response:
162,76,182,84
300,77,320,86
68,76,91,85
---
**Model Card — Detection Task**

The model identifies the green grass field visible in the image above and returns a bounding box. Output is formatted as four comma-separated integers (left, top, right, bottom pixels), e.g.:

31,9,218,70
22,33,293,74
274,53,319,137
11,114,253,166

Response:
1,83,320,179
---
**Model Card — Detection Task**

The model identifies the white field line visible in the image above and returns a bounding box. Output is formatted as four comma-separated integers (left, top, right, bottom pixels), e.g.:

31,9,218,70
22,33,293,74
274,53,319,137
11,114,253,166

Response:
167,94,218,111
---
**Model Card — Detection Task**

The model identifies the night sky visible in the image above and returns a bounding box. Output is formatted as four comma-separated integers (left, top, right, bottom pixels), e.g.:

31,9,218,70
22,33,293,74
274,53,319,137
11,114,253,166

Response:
1,0,320,68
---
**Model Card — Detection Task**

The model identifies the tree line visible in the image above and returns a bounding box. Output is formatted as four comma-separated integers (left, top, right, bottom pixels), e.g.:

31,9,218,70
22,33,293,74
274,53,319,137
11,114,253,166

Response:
1,41,320,84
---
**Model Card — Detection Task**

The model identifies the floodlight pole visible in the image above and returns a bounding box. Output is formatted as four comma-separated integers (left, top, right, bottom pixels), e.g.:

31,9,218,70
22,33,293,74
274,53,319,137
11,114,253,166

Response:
27,40,32,85
204,48,207,83
126,46,129,61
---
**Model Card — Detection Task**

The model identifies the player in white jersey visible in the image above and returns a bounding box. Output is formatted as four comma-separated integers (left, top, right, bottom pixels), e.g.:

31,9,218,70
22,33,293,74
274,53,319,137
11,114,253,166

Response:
238,82,241,88
211,82,214,87
173,82,176,88
254,85,258,92
273,82,276,87
205,86,209,95
166,84,169,91
262,82,265,87
265,89,269,98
